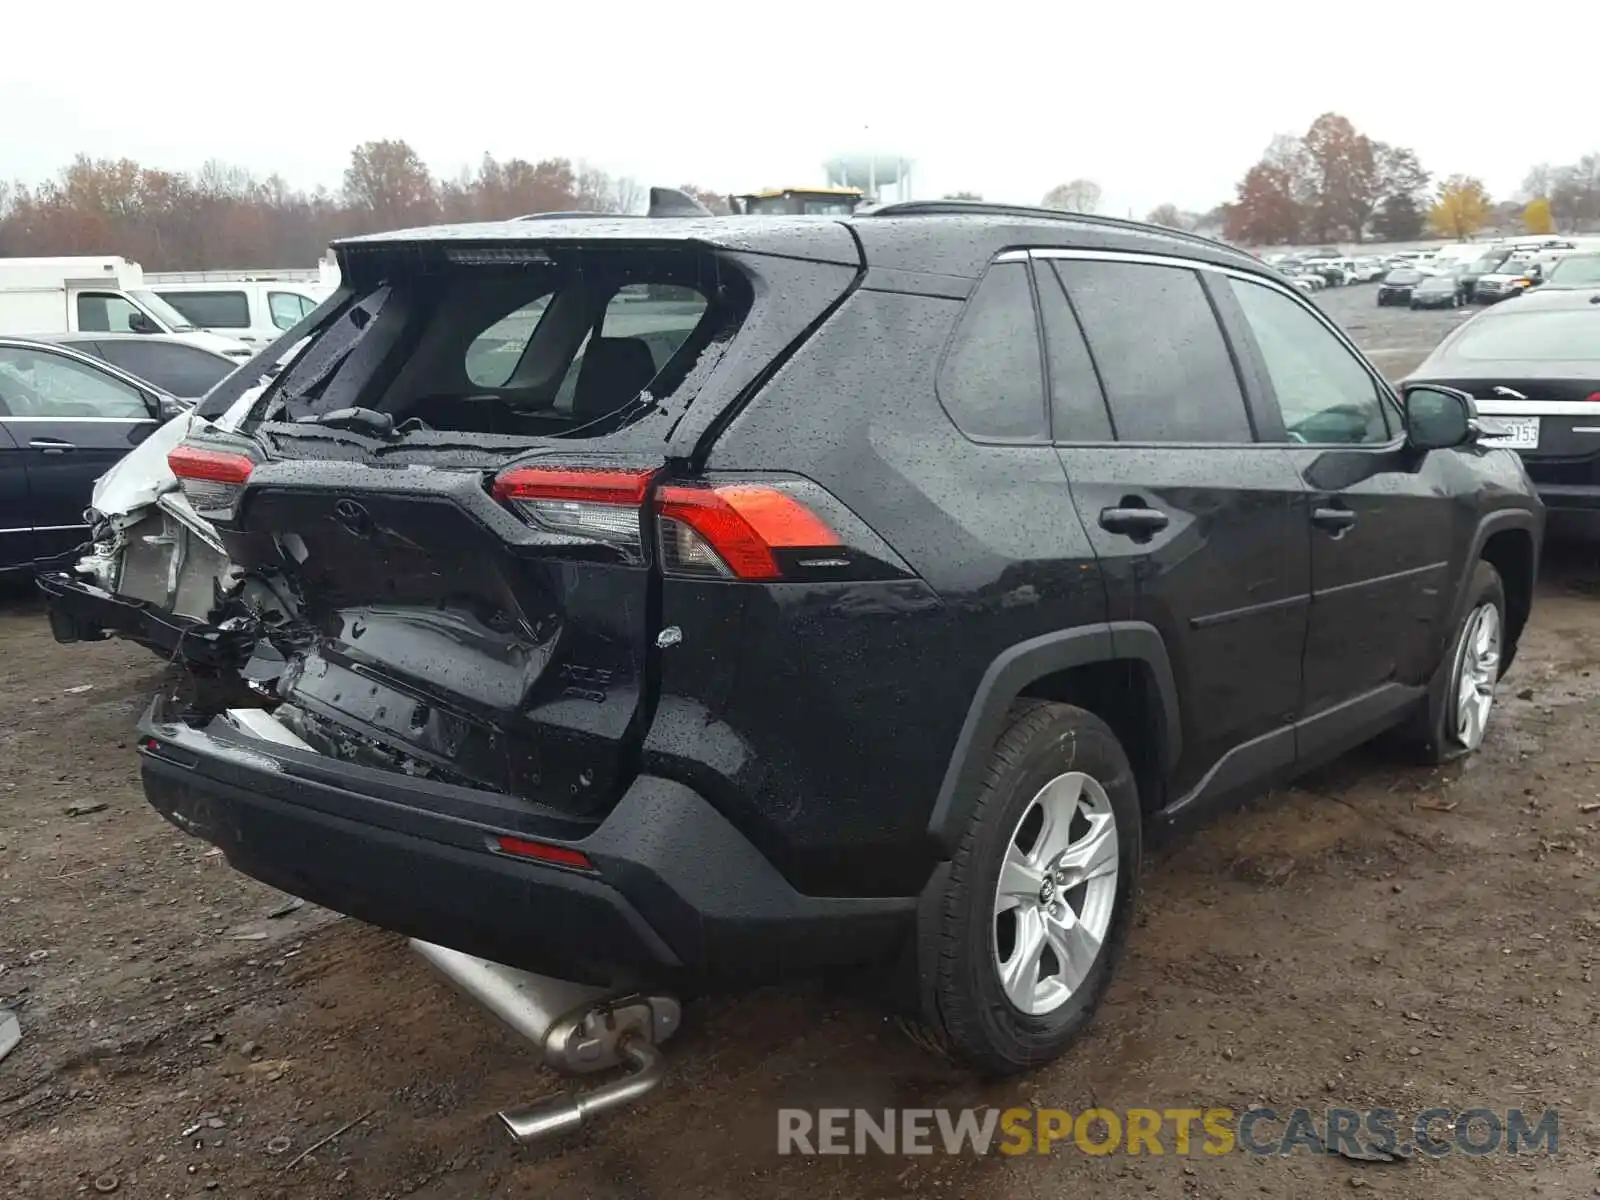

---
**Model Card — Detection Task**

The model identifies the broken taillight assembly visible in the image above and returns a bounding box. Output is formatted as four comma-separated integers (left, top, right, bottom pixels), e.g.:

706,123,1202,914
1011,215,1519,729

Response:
489,465,847,580
168,444,255,521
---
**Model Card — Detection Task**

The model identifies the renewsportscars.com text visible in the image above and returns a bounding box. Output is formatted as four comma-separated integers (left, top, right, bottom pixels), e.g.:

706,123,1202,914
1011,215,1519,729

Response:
777,1106,1559,1158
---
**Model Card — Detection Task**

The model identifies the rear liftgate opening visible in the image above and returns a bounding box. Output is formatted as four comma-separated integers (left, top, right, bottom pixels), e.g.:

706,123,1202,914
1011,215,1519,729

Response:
167,236,867,1142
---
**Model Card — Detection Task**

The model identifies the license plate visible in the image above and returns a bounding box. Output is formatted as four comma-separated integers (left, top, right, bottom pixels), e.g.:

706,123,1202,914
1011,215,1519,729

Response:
1479,416,1540,450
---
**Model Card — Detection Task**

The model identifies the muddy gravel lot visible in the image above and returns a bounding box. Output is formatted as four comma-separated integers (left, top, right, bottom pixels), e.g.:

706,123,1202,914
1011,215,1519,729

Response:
3,286,1597,1199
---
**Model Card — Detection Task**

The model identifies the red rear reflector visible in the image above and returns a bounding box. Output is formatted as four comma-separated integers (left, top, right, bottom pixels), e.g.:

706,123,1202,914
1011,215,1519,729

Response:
167,445,254,483
493,834,594,870
657,484,840,580
492,467,654,505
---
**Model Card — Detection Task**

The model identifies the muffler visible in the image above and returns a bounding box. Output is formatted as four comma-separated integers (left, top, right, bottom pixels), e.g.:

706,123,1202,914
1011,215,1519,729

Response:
410,939,680,1145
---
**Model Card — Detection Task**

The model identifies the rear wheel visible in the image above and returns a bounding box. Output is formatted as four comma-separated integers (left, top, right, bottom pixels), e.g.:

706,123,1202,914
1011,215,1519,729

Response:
918,702,1140,1074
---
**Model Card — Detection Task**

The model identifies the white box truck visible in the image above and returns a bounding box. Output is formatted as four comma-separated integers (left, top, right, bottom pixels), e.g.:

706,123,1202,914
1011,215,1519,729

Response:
0,256,251,359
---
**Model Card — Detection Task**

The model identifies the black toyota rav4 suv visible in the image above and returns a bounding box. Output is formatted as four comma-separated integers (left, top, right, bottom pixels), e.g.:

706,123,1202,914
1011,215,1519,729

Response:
131,202,1542,1073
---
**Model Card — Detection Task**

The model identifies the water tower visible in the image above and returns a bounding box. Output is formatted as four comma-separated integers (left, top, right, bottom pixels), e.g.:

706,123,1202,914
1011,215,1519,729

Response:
823,152,914,203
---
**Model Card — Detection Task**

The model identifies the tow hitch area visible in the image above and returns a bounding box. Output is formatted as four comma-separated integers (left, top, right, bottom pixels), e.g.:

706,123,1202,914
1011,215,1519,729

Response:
409,940,680,1144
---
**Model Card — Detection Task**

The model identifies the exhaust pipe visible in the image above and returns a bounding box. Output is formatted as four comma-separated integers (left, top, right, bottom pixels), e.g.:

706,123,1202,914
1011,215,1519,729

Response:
410,940,680,1145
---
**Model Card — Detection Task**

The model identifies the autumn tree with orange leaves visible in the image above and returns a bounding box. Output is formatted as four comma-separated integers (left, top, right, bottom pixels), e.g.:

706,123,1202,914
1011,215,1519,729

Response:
1225,114,1429,246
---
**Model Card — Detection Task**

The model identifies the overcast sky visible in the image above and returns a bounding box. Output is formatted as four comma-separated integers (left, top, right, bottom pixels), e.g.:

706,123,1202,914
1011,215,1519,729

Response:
6,2,1597,217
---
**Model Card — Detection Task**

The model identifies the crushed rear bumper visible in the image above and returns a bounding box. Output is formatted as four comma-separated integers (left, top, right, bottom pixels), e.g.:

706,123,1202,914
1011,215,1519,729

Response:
37,570,251,669
136,695,916,987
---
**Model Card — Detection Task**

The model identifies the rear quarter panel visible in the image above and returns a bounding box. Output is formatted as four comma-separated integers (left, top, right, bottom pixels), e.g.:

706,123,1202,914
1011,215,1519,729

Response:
646,287,1108,896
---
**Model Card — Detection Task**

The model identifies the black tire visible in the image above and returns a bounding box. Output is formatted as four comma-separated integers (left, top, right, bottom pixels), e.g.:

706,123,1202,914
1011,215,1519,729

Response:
918,701,1141,1075
1402,560,1506,765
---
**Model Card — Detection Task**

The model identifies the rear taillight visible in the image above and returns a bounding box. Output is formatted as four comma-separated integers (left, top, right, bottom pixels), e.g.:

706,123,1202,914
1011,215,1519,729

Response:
491,467,656,561
656,483,840,580
168,444,254,520
1587,393,1600,403
490,466,887,582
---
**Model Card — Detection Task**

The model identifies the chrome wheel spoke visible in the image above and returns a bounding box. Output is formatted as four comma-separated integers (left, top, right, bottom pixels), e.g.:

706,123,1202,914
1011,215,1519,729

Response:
996,844,1044,913
1030,774,1085,865
1043,905,1102,996
1059,811,1118,884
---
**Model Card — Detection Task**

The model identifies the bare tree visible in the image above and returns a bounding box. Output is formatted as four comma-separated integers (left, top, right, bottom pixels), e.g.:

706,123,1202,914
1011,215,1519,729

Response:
612,176,644,214
1041,179,1101,213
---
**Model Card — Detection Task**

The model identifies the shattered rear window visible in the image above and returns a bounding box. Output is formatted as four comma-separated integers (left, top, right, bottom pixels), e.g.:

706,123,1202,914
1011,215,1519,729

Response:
259,249,749,440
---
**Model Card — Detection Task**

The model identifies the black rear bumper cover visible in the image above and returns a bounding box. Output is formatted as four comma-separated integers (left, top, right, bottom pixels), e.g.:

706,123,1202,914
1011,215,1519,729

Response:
136,695,916,987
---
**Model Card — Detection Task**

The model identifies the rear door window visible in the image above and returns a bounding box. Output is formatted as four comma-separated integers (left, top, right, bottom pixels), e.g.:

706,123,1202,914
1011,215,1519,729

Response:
1050,259,1251,443
93,340,235,399
936,261,1047,441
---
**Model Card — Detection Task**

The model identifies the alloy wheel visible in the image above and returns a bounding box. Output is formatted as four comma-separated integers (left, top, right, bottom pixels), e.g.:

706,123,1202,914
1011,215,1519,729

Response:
1454,602,1501,750
992,772,1119,1016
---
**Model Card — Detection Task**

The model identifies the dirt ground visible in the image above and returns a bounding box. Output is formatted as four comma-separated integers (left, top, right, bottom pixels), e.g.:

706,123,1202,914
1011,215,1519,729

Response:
3,288,1597,1199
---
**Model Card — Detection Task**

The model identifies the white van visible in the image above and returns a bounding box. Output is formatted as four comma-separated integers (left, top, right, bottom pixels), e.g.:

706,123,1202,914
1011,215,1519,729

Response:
147,273,332,348
0,256,251,359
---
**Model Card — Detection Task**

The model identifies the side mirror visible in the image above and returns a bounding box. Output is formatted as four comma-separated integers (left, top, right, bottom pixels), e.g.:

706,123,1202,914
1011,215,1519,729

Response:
128,310,159,335
1403,385,1473,452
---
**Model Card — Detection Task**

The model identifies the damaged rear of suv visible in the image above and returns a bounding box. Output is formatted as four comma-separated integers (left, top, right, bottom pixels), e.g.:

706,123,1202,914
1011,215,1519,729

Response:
130,204,1542,1089
135,215,920,989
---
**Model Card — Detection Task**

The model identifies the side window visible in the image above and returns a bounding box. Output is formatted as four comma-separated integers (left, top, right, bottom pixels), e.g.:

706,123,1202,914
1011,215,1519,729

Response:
1227,277,1390,445
1035,263,1112,441
465,295,554,387
937,261,1047,441
268,291,314,331
95,341,234,399
1051,260,1252,443
602,284,707,370
159,290,251,329
76,292,146,334
0,348,151,419
552,284,707,411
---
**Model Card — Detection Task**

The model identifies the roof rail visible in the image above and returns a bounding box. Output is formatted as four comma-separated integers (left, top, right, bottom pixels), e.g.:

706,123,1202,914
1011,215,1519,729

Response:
857,200,1242,258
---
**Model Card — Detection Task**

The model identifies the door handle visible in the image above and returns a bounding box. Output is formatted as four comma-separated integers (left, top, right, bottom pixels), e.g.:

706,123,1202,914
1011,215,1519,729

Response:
1099,505,1170,538
28,438,75,454
1311,505,1358,534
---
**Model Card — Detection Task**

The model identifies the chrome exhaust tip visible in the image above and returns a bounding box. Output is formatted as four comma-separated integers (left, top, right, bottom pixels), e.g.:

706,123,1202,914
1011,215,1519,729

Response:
498,1036,665,1143
409,940,679,1145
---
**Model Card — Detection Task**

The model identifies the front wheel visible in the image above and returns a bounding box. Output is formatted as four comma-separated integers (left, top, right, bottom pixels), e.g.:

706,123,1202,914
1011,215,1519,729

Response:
917,702,1141,1074
1405,560,1506,764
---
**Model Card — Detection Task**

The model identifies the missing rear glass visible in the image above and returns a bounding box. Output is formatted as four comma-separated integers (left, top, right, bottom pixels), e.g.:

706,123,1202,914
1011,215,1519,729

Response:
257,248,752,440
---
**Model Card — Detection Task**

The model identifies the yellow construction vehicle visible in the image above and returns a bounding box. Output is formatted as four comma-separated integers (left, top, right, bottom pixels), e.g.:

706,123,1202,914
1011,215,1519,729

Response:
728,186,865,216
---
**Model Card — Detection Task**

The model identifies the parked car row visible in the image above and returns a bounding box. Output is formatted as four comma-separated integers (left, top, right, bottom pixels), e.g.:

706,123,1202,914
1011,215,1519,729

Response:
1375,247,1600,309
